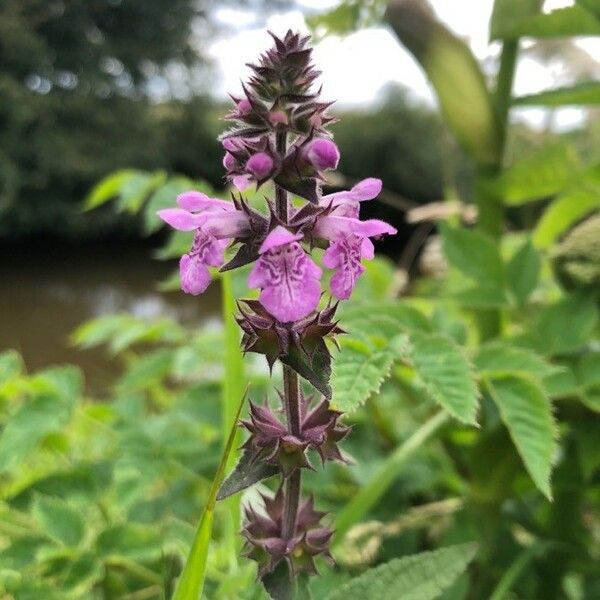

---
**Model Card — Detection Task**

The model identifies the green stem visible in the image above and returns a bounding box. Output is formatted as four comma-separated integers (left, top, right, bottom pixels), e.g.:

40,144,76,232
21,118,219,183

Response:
334,411,449,542
221,270,245,568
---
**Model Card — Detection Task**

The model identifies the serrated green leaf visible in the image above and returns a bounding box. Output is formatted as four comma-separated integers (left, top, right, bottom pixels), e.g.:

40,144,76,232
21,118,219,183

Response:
331,338,397,413
487,375,557,499
331,302,428,412
409,333,479,425
325,543,477,600
533,164,600,248
497,144,581,205
474,342,558,380
83,169,138,210
506,239,541,305
441,225,505,295
513,81,600,107
32,495,85,547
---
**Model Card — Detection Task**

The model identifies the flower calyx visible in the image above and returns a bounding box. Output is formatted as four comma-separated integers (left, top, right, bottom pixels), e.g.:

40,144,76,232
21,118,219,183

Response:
243,489,334,577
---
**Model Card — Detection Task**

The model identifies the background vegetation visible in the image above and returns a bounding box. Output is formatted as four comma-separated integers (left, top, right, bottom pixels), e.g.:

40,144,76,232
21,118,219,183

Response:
1,1,600,599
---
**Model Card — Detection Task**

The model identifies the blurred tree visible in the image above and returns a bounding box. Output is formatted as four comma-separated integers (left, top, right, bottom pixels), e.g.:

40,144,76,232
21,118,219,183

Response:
0,0,287,240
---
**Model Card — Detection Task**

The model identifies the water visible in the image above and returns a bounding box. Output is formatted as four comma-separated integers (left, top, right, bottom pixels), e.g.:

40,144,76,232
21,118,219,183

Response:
0,241,220,389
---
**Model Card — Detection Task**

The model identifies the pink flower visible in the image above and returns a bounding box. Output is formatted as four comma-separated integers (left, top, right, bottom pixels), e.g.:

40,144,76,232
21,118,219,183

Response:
313,179,396,299
304,139,340,171
157,191,250,295
320,178,382,218
246,152,275,181
248,226,322,323
236,98,252,116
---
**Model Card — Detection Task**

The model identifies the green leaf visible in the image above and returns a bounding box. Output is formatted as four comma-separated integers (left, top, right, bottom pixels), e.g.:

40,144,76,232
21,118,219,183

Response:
0,394,74,472
32,495,85,547
506,239,541,304
62,552,103,594
533,164,600,248
386,0,501,165
117,170,166,214
325,543,477,600
535,293,598,355
171,389,247,600
331,302,429,412
490,0,542,40
497,143,581,205
513,81,600,107
306,2,361,36
96,523,161,560
408,333,479,425
83,169,138,210
117,349,175,392
474,342,558,380
441,224,505,293
262,560,312,600
283,339,332,399
487,375,557,499
496,4,600,38
331,338,397,413
217,449,278,501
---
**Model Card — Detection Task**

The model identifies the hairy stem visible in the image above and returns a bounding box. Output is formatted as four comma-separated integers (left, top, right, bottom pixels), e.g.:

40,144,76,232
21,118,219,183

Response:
274,128,302,542
275,130,288,222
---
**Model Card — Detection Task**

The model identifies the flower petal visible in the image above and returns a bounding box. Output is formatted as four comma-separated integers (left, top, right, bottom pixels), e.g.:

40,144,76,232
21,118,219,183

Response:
259,226,303,253
179,254,211,295
157,208,201,231
198,211,250,239
249,239,322,323
177,191,233,212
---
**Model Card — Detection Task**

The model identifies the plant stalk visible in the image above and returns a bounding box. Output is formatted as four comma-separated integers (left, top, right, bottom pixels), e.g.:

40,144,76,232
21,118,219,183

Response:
274,130,302,542
282,367,302,539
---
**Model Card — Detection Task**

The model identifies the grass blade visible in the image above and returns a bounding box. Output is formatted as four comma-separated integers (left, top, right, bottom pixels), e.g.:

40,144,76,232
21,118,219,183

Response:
172,387,247,600
334,411,449,542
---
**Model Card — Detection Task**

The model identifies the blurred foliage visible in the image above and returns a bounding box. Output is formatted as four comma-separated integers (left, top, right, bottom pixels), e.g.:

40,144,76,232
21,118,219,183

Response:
0,0,286,240
2,0,600,598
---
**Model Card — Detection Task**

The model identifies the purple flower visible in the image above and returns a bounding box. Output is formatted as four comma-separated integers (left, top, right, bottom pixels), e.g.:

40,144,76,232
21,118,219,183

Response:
246,152,275,181
248,226,322,323
157,191,250,295
236,98,252,116
320,177,382,218
304,138,340,171
313,178,396,299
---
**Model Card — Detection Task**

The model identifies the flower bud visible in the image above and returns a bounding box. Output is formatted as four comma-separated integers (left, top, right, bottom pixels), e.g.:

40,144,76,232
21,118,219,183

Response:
304,138,340,171
223,152,237,171
246,152,274,180
236,98,252,116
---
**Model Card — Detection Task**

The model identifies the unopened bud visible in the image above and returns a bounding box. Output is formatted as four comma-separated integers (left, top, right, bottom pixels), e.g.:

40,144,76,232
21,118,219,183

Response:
223,152,237,171
237,98,252,116
305,138,339,171
246,152,274,180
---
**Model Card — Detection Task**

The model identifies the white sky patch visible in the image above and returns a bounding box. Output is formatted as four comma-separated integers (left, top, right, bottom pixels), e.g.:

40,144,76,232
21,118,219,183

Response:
208,0,597,129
